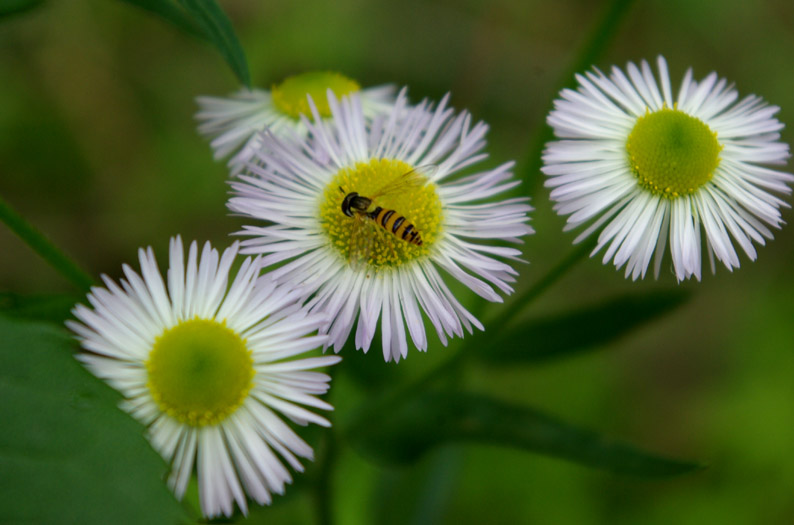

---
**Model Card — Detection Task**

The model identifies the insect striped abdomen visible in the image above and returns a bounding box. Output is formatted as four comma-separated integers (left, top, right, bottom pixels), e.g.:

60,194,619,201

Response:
368,206,423,246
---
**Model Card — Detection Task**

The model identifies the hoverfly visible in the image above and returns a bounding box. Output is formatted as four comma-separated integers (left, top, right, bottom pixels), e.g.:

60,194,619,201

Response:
338,166,436,267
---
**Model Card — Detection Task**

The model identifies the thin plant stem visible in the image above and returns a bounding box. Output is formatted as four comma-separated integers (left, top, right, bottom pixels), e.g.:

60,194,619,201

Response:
344,240,597,436
314,430,336,525
343,0,633,443
343,350,463,438
484,238,597,335
0,194,94,292
519,0,637,194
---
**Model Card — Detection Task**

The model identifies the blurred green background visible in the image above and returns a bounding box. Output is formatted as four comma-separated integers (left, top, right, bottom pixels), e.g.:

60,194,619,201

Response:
2,0,794,523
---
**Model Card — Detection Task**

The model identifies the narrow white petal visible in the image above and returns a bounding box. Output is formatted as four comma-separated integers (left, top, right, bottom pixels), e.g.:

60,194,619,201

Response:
543,56,791,281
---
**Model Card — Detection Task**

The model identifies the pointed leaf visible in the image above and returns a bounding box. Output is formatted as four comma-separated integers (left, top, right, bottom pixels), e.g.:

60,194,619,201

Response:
0,316,188,525
480,290,691,363
118,0,250,85
350,391,701,477
118,0,204,37
176,0,250,85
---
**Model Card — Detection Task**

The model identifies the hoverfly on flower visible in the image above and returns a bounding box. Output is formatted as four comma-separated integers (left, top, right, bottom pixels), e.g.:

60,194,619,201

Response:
338,166,437,268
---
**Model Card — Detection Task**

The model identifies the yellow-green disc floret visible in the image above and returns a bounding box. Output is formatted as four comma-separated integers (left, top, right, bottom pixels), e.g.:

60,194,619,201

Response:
319,159,443,270
272,71,360,120
146,319,254,427
626,107,722,198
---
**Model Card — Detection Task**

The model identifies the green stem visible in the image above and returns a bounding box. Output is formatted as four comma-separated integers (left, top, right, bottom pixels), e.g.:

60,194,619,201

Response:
344,350,464,438
344,241,595,436
519,0,637,193
0,194,94,292
345,0,633,433
484,238,596,335
315,430,336,525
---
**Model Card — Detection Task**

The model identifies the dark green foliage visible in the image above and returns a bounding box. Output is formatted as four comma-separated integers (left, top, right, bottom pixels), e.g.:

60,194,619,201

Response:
480,290,692,363
0,0,44,19
350,391,702,477
0,292,80,323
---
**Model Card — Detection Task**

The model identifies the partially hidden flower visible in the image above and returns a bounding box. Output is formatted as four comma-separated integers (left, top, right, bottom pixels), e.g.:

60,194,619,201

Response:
196,71,396,175
67,237,340,518
228,90,533,362
543,56,792,281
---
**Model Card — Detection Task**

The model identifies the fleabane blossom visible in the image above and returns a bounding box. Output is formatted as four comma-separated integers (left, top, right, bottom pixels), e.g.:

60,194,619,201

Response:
67,237,340,518
228,89,533,362
196,71,396,175
543,56,792,281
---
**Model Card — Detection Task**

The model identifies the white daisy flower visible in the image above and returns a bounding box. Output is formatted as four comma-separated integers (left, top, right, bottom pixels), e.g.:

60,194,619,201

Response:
196,71,396,175
228,90,533,362
67,237,340,518
543,56,792,281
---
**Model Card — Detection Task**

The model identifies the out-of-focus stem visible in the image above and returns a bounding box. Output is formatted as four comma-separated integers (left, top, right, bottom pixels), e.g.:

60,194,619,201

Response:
519,0,637,194
0,194,94,292
485,238,596,335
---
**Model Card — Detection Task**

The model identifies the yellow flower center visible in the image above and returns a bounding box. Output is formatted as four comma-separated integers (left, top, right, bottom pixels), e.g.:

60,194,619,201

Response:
146,319,254,427
319,159,443,270
271,71,360,119
626,107,723,198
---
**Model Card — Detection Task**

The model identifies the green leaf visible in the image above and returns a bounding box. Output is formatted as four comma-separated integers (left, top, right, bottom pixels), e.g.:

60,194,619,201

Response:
0,0,44,19
118,0,205,38
350,391,701,477
0,316,189,525
480,290,691,364
0,291,79,323
118,0,250,85
176,0,251,86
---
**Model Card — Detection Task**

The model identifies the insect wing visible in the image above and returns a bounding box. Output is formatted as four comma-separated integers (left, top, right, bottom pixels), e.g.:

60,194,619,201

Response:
347,213,377,269
369,165,437,200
